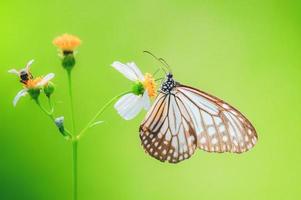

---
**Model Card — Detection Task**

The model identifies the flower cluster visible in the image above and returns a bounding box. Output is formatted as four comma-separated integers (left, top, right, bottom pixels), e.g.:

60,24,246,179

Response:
8,34,82,139
9,34,159,137
8,33,161,200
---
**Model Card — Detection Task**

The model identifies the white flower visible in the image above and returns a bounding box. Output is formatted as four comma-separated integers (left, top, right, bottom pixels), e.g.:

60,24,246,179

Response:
13,73,55,106
112,61,157,120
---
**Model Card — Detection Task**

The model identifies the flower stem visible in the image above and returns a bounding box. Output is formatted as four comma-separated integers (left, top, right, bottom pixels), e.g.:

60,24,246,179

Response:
67,70,76,135
76,91,130,140
67,70,78,200
72,140,78,200
35,99,54,121
47,97,54,114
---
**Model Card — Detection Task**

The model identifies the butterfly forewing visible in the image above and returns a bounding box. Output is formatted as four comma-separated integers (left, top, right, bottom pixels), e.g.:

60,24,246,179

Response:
140,93,197,163
139,83,258,163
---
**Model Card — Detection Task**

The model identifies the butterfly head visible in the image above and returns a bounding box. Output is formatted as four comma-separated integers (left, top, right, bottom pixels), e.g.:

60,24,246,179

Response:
167,73,173,79
161,73,176,93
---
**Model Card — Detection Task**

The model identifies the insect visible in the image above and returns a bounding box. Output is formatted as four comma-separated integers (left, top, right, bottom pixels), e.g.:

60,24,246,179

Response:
8,59,34,84
19,69,33,84
139,52,258,163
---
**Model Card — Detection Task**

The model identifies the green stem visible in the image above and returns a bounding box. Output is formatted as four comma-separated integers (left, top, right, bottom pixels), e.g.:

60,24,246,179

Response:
47,97,54,114
67,70,77,200
36,98,73,140
76,91,130,140
72,140,78,200
67,70,76,135
35,99,54,121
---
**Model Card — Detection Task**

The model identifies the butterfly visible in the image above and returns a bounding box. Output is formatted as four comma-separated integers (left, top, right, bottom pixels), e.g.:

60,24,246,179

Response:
139,72,258,163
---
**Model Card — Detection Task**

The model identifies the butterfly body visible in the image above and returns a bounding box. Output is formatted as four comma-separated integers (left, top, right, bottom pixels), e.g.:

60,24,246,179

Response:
140,73,258,163
160,73,177,93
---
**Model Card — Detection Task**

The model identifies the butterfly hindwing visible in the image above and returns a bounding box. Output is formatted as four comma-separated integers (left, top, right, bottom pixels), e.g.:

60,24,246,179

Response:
176,85,257,153
139,82,258,163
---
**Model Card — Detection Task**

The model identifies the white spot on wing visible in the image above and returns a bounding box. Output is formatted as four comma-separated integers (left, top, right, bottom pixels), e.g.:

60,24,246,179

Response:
211,138,218,145
200,137,206,144
171,137,178,152
208,126,215,136
222,136,228,142
165,130,171,141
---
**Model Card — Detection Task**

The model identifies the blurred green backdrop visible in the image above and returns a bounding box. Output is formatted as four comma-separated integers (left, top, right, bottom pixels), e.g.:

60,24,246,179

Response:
1,0,301,199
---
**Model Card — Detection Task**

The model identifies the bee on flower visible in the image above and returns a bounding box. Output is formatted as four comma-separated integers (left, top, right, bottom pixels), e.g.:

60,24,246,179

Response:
8,60,55,106
53,34,81,70
112,61,157,120
8,59,34,84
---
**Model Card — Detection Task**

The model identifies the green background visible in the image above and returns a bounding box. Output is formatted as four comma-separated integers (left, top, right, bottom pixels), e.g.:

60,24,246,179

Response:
1,0,300,199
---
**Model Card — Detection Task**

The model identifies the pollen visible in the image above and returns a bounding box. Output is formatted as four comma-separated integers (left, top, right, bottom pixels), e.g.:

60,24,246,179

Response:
143,73,157,98
25,77,42,89
53,34,81,52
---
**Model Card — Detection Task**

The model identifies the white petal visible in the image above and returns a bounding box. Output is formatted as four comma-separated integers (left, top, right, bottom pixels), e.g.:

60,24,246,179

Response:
36,73,55,87
114,93,144,120
8,69,19,76
116,94,138,115
13,89,28,107
25,59,34,71
126,62,144,80
114,93,137,109
119,95,141,113
142,91,151,110
123,97,144,120
111,61,143,81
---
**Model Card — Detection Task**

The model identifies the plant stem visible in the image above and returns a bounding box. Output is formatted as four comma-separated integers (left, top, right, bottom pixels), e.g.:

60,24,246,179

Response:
47,97,54,114
35,99,55,121
67,70,76,134
67,70,78,200
76,92,130,140
72,140,78,200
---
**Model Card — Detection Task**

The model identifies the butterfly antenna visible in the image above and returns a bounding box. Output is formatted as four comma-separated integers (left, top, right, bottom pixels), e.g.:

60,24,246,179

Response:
155,77,164,82
153,68,161,77
143,50,169,74
158,57,172,73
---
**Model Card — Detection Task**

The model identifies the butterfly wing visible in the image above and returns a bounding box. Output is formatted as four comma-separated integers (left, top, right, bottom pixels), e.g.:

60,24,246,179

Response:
139,84,258,163
139,92,197,163
176,85,258,153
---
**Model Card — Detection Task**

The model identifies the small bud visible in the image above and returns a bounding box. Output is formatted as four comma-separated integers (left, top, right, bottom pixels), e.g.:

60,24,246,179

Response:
132,82,145,96
55,116,67,137
44,82,55,97
27,88,40,100
62,53,76,71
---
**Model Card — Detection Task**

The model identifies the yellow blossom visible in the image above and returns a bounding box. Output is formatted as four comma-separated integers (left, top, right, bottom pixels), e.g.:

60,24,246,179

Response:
25,77,43,89
143,73,157,98
53,34,81,52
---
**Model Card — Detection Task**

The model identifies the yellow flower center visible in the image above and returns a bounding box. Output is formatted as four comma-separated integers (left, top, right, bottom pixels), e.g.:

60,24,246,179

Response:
53,34,81,51
25,77,42,89
142,73,157,98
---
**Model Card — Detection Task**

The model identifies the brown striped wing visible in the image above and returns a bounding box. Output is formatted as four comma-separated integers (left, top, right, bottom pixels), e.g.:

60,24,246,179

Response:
139,85,258,163
139,92,197,163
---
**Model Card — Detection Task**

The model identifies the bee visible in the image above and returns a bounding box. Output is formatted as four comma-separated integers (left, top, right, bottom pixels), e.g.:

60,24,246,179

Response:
8,59,34,84
19,68,33,84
